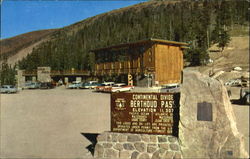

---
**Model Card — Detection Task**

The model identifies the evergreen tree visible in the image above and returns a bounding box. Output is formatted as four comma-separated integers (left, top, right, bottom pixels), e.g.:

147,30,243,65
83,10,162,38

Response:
217,29,231,51
185,47,209,66
0,59,16,85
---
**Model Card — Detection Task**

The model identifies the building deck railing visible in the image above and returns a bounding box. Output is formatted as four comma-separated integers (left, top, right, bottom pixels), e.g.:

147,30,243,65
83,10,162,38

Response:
23,70,37,76
94,67,155,76
23,70,91,76
50,70,90,76
22,67,155,77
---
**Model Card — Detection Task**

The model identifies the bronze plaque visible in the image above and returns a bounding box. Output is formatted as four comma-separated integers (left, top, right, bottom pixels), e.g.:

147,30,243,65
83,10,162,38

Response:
111,92,179,135
197,102,213,121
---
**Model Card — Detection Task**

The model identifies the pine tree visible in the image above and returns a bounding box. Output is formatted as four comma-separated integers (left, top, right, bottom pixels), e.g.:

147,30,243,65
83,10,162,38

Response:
0,59,16,85
217,29,230,51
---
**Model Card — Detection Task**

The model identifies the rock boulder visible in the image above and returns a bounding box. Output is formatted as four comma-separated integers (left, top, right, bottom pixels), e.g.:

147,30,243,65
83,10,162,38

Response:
179,70,248,158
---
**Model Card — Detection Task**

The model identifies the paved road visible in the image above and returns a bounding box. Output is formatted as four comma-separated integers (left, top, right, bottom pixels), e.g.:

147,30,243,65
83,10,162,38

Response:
1,88,110,159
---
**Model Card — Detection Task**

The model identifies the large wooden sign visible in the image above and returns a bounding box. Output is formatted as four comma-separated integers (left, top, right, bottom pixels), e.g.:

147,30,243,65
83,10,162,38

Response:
111,92,179,135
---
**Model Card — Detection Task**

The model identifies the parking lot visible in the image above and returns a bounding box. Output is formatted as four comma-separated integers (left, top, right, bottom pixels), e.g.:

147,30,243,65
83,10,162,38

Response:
0,86,249,158
0,87,110,158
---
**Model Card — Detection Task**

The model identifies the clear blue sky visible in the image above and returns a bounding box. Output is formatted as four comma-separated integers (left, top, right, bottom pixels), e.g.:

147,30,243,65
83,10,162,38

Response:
1,0,147,39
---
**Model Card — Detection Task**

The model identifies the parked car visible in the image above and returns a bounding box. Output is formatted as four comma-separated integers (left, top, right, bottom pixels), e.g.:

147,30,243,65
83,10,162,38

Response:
104,83,134,93
80,81,101,89
40,82,55,89
24,81,33,89
160,83,180,93
225,79,241,87
240,88,250,105
25,82,41,89
67,81,82,89
0,85,18,94
241,76,249,87
94,82,115,92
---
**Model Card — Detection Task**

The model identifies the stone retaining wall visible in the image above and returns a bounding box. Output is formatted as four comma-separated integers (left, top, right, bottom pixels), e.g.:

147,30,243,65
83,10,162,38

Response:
94,132,182,159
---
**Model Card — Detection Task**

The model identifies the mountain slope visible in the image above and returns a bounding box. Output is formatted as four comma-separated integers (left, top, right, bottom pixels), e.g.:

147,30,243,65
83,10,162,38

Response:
185,36,249,82
0,29,57,64
1,0,249,70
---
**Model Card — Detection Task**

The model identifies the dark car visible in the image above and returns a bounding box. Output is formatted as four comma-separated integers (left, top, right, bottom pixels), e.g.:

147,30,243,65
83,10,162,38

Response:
40,82,55,89
240,88,250,105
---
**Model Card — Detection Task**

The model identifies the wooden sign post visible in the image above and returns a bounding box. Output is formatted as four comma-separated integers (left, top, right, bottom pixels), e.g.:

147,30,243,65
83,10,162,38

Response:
128,74,133,86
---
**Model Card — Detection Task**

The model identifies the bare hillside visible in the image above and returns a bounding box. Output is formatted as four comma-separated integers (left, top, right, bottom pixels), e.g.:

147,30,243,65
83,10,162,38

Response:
210,36,249,69
0,29,56,54
6,37,52,66
0,29,56,65
185,36,249,82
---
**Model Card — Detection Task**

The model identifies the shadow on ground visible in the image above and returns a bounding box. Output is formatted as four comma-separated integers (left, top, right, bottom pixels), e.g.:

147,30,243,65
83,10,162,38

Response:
231,99,247,105
81,133,99,156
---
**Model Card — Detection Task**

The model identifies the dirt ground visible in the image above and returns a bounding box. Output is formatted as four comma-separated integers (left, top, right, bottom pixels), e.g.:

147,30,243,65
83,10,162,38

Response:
0,86,249,158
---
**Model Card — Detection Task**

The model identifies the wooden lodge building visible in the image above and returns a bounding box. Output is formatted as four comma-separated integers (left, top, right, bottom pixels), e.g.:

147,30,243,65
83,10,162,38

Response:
91,38,188,86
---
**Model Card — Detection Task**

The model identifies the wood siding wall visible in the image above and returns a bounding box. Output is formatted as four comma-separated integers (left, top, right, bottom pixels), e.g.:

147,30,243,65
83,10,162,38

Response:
143,47,155,71
154,44,183,85
94,43,184,85
94,44,155,75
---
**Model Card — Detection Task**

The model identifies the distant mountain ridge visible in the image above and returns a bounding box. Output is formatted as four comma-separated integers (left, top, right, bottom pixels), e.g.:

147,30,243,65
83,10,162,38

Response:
0,0,248,70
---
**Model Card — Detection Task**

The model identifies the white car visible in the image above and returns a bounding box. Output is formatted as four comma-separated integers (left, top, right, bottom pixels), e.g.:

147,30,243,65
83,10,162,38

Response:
0,85,18,94
81,81,100,89
94,82,115,92
67,81,82,89
105,83,134,93
225,79,241,86
160,83,180,93
25,82,41,89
